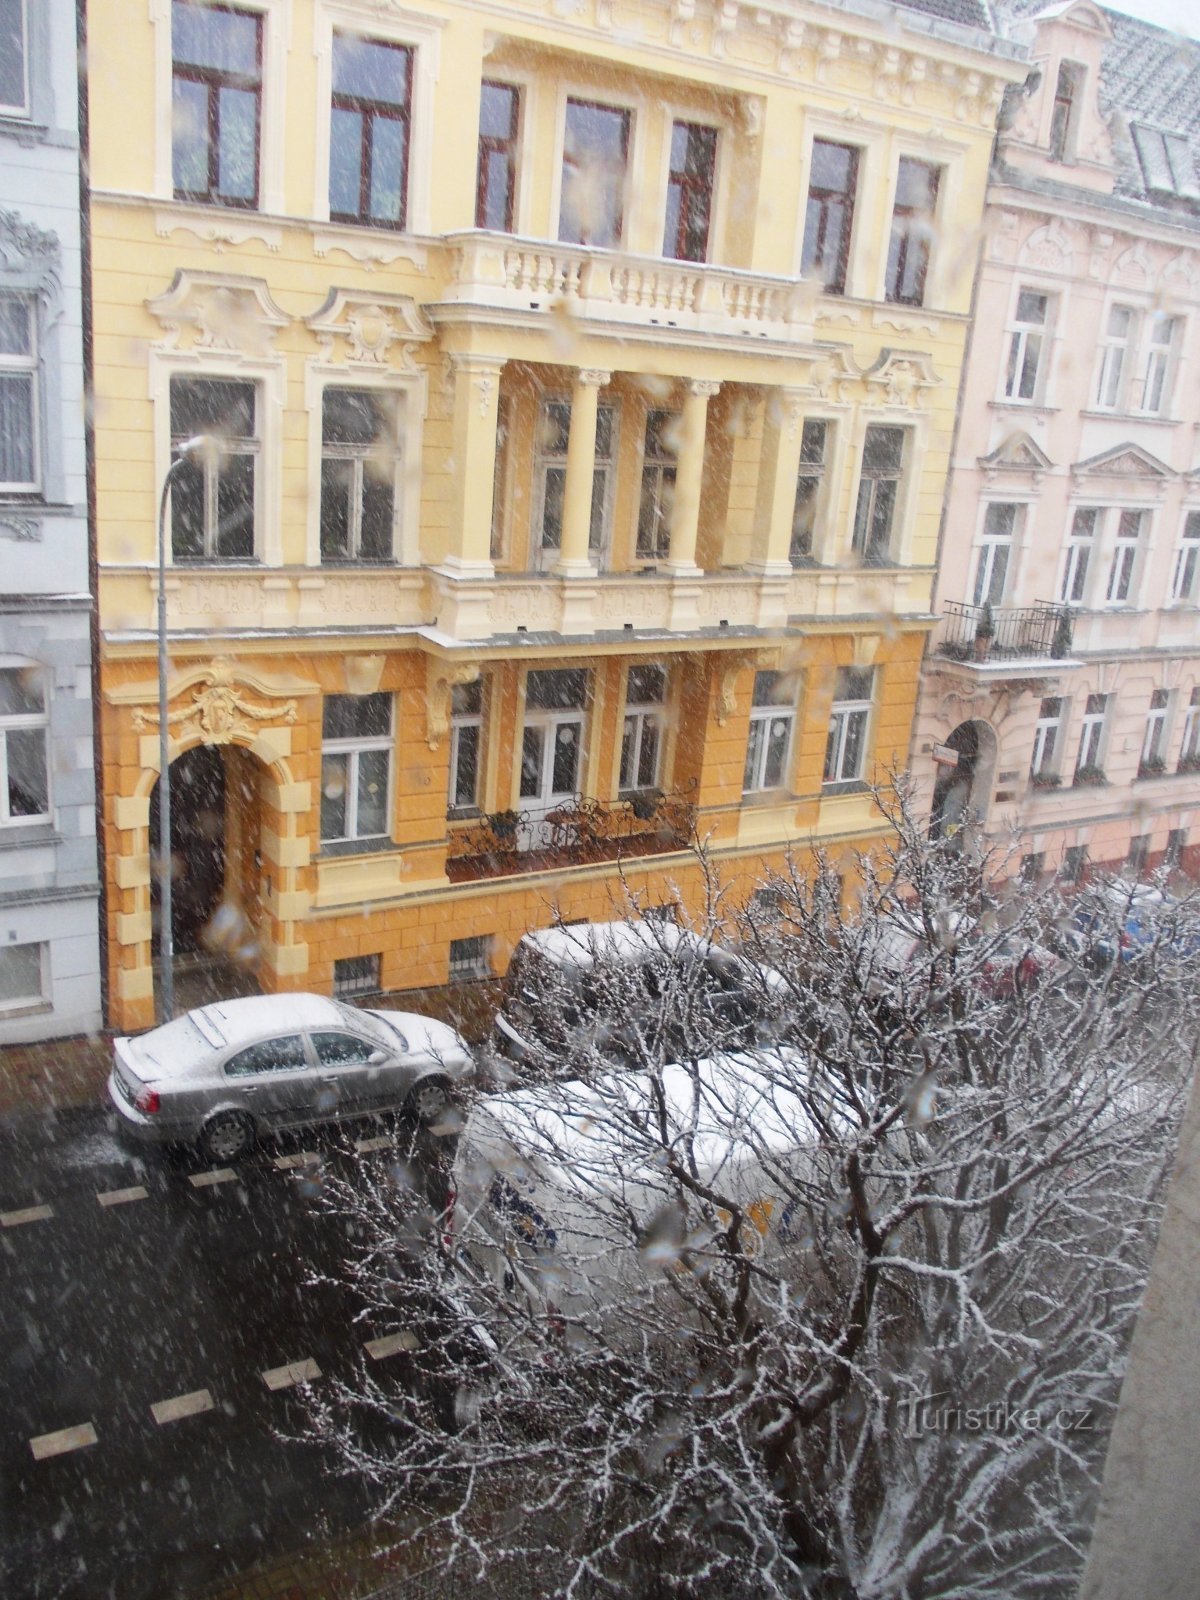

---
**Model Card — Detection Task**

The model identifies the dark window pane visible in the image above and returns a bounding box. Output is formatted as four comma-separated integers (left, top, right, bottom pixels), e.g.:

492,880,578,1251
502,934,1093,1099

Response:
320,460,352,559
332,34,409,105
217,86,258,199
764,717,790,786
541,466,565,549
171,377,255,438
321,753,348,839
520,726,543,796
7,728,48,816
594,403,614,458
551,721,581,793
838,667,874,701
172,77,210,193
329,107,364,217
452,681,482,716
359,471,394,560
800,420,827,465
863,426,904,472
312,1032,375,1067
543,402,572,455
481,150,513,230
895,157,937,209
810,139,855,193
356,748,389,835
480,81,517,140
0,373,35,484
173,2,260,74
323,692,392,740
868,479,897,558
0,296,31,355
323,389,385,446
215,454,255,557
225,1035,308,1078
0,0,25,110
561,100,629,247
628,665,666,703
368,116,406,223
637,719,660,788
527,668,588,710
452,724,479,807
0,668,44,717
170,458,206,560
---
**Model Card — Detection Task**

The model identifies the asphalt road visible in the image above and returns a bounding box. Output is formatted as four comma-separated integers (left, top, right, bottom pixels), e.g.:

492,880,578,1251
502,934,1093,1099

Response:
0,1099,447,1600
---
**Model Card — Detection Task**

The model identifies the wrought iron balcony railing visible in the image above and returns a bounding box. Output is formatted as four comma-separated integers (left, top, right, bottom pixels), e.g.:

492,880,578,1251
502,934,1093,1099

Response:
936,601,1074,664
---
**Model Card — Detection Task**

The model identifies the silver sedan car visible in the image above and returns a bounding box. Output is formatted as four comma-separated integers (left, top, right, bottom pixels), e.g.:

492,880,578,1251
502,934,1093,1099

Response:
108,994,475,1163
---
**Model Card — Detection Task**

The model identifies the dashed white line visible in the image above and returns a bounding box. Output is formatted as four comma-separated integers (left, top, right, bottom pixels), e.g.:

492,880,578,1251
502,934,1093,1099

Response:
1,1204,53,1229
188,1169,237,1189
150,1388,214,1425
97,1185,150,1208
261,1358,321,1391
364,1331,419,1361
29,1423,97,1461
353,1135,393,1154
272,1152,320,1171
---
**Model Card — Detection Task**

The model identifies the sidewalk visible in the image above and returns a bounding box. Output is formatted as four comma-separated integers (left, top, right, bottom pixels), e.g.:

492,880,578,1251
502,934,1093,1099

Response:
0,1029,113,1119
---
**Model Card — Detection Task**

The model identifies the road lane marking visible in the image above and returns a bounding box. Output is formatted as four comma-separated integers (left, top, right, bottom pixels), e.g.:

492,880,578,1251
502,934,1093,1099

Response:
97,1185,150,1208
365,1331,419,1360
272,1152,320,1171
150,1389,214,1425
354,1135,392,1154
188,1169,237,1188
29,1423,97,1461
1,1204,53,1228
261,1358,321,1391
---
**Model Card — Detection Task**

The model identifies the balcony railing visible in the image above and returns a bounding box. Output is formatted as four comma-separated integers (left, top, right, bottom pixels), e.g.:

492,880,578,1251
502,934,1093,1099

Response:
936,601,1074,664
446,786,697,883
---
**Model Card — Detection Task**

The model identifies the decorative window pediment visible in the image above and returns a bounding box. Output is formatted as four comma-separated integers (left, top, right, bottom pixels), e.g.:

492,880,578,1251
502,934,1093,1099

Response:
1071,442,1174,481
864,349,942,409
305,288,433,370
146,270,290,354
0,209,60,298
979,432,1054,475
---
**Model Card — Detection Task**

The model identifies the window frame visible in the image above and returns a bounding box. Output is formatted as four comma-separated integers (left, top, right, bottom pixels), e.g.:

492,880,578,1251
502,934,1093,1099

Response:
619,664,667,796
1048,61,1082,163
1030,696,1063,781
556,93,633,250
663,118,718,265
476,80,521,233
1140,688,1170,770
884,157,940,308
0,0,29,120
1171,511,1200,603
0,659,49,828
823,667,874,788
1134,312,1179,415
1003,287,1052,404
449,934,492,982
1060,507,1098,605
791,419,829,564
801,138,859,297
168,374,260,564
171,0,264,211
851,425,907,565
1094,304,1136,411
534,394,617,569
0,290,39,493
327,29,414,231
1105,508,1144,606
743,671,796,796
636,408,679,561
972,502,1021,608
320,692,394,847
318,385,401,564
448,679,484,816
332,952,382,997
0,940,48,1014
1075,692,1109,779
1180,687,1200,768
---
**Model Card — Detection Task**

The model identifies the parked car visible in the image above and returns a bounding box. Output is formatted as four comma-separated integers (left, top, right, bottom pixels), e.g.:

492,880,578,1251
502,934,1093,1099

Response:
861,907,1062,1008
108,994,474,1162
482,919,789,1081
1067,880,1200,970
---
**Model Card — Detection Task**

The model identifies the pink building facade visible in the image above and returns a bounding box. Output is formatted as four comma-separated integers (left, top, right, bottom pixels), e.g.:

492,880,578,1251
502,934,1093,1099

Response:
912,0,1200,884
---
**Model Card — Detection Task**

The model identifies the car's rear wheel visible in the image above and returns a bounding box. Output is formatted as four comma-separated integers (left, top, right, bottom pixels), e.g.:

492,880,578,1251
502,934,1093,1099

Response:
407,1076,450,1124
199,1110,256,1164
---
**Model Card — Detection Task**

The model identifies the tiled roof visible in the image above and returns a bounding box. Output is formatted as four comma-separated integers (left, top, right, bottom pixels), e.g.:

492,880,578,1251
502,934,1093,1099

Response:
890,0,995,28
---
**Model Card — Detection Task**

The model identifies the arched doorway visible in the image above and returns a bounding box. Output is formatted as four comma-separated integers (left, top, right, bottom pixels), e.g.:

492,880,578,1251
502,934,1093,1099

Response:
929,719,997,842
149,743,265,1005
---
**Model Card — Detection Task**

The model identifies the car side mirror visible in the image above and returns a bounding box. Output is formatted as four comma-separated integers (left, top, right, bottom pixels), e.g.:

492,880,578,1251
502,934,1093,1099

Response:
368,1050,386,1065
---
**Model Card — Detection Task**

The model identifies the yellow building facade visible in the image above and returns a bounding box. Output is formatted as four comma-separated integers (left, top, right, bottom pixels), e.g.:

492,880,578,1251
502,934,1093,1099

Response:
87,0,1023,1029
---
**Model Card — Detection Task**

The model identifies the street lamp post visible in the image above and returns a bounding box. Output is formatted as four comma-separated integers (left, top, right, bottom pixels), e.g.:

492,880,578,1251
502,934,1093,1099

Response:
155,436,212,1024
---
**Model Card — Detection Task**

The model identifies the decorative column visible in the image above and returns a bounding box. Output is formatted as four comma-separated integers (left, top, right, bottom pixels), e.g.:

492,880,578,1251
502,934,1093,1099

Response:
555,367,610,578
665,379,719,575
748,385,807,575
443,352,505,577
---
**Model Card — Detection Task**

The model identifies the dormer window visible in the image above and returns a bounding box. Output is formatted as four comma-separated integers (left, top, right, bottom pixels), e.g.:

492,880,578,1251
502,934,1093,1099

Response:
1048,62,1083,164
1131,124,1200,201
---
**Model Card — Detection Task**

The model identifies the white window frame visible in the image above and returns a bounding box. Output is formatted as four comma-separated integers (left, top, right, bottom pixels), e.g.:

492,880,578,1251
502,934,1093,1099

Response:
0,658,49,827
168,373,261,562
1060,507,1097,605
1075,693,1109,777
320,693,394,844
0,941,49,1014
0,0,29,118
1003,287,1052,403
1030,697,1063,780
551,82,642,252
1141,689,1170,769
744,672,796,795
1171,511,1200,603
1094,304,1136,411
316,385,403,563
619,664,667,794
533,395,617,570
972,502,1021,607
1134,312,1179,415
823,668,874,787
0,291,39,493
448,679,483,814
851,424,908,565
1105,508,1144,606
1179,687,1200,767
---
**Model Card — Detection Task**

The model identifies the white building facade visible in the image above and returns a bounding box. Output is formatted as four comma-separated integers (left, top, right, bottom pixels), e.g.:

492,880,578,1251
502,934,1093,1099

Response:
0,0,102,1040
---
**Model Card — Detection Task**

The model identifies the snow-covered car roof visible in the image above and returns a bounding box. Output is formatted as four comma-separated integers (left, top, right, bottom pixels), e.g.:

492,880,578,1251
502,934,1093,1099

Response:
516,919,698,972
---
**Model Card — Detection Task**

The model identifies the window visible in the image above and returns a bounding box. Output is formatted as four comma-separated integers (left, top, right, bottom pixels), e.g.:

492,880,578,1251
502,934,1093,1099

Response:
1180,687,1200,769
225,1035,309,1077
321,693,392,844
1171,512,1200,602
0,0,27,116
1061,844,1089,884
0,942,46,1011
664,121,717,263
1106,509,1143,605
791,421,828,563
1004,290,1050,402
1030,697,1063,781
329,32,412,229
973,503,1019,607
476,81,520,232
0,663,48,824
559,98,629,248
0,294,36,491
449,680,483,813
620,665,666,794
1060,508,1097,604
1095,305,1134,409
884,158,939,306
172,1,262,207
333,953,381,997
1165,828,1187,869
801,140,858,295
449,935,491,982
490,394,512,562
312,1031,379,1068
535,398,615,561
1048,62,1081,163
852,426,905,564
1136,314,1178,414
1131,123,1200,200
1140,688,1170,772
1019,852,1045,886
320,389,398,562
520,668,588,809
1075,692,1109,779
744,672,795,795
824,668,873,786
1126,834,1151,879
169,377,257,561
637,410,679,560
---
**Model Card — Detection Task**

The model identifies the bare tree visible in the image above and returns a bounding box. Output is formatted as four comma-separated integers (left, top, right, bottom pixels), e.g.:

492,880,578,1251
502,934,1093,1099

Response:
301,787,1196,1599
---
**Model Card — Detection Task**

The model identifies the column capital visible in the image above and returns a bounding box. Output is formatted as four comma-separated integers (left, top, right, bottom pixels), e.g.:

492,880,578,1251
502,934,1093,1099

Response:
685,378,720,400
448,351,507,375
576,368,612,389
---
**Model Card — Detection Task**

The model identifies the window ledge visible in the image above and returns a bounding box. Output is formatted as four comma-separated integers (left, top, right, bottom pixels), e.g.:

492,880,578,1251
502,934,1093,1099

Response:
0,999,52,1019
988,400,1059,417
318,837,397,860
0,825,59,851
1079,409,1179,425
447,806,483,823
821,780,871,797
0,116,48,145
740,790,796,806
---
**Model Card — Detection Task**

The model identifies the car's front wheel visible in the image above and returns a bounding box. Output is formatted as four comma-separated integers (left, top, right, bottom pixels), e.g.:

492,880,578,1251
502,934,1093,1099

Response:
407,1076,450,1124
199,1110,256,1164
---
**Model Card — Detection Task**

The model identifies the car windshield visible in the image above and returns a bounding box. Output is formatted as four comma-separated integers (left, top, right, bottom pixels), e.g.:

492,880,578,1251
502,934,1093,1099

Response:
338,1004,397,1050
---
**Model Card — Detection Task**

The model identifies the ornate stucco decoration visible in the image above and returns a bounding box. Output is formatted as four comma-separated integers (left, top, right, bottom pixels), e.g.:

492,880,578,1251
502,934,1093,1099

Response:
1113,240,1153,288
154,209,283,256
0,209,61,302
146,270,290,355
426,659,481,750
978,432,1053,488
1020,218,1076,273
865,350,941,409
0,515,40,541
715,652,759,728
808,346,860,405
130,662,299,745
1071,442,1175,487
305,288,433,371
